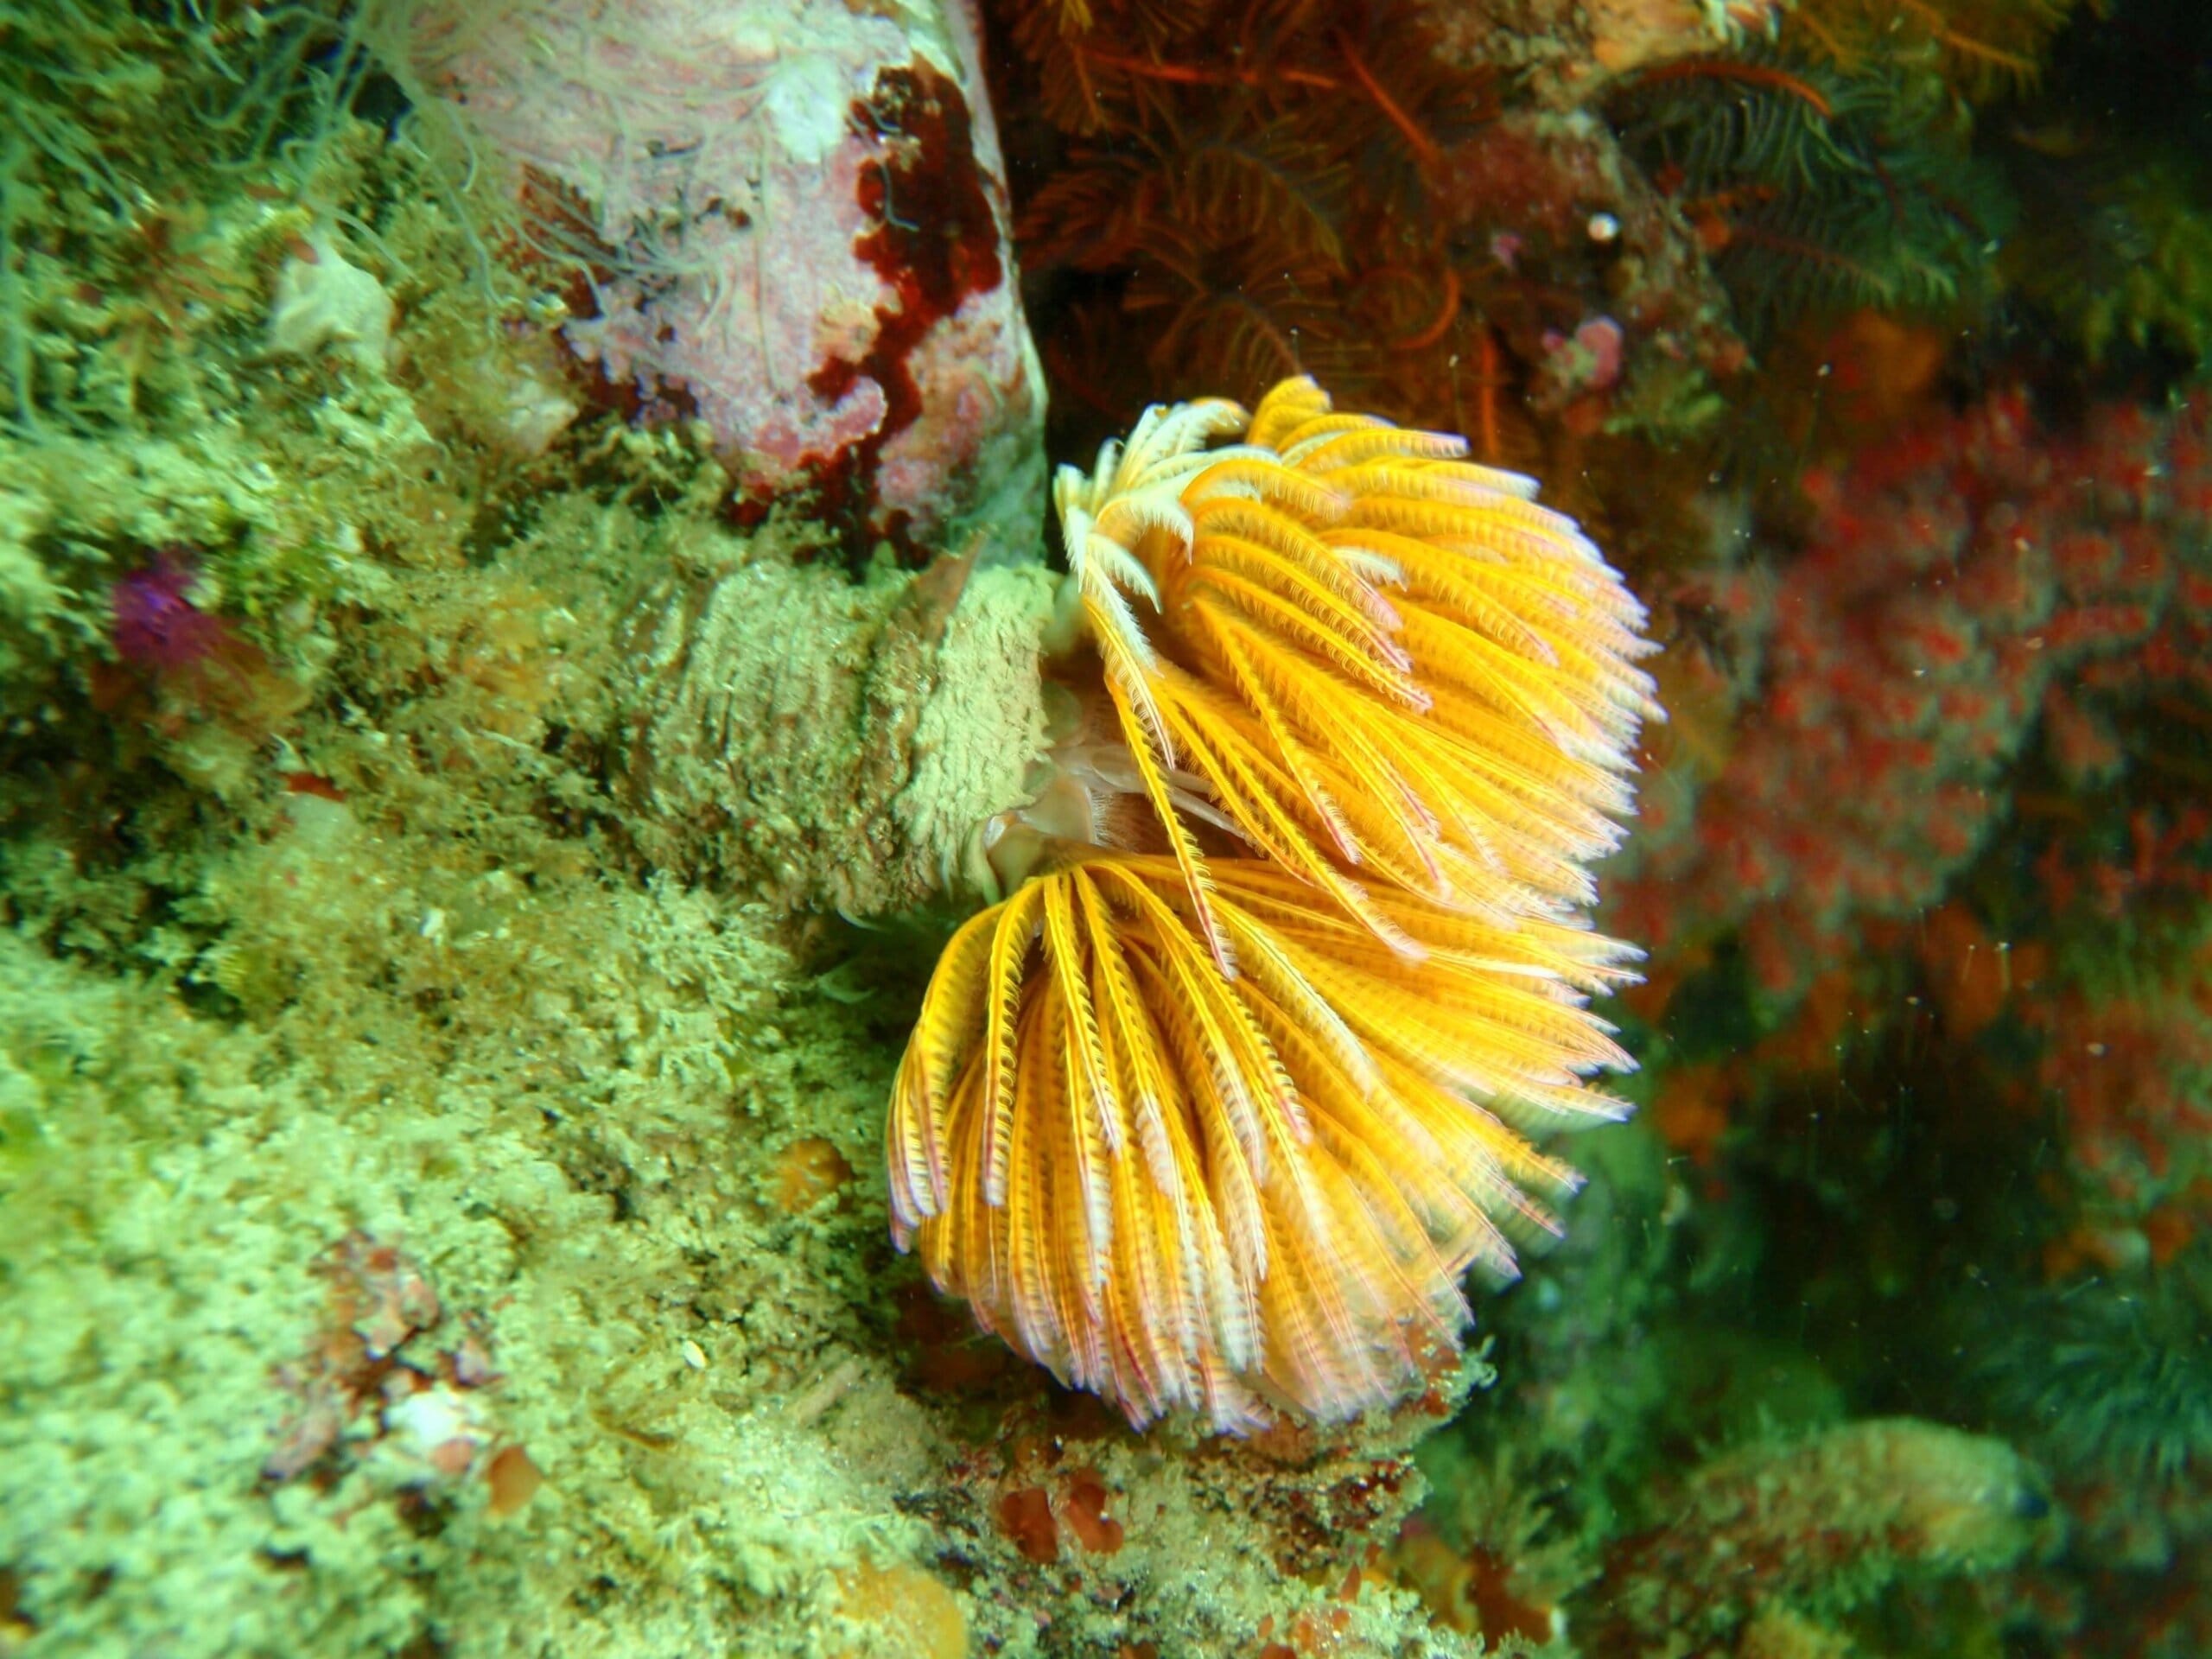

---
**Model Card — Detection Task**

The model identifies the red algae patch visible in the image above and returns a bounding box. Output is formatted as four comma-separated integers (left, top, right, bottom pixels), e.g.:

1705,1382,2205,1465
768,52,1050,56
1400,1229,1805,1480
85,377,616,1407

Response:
996,1484,1059,1565
1061,1468,1125,1556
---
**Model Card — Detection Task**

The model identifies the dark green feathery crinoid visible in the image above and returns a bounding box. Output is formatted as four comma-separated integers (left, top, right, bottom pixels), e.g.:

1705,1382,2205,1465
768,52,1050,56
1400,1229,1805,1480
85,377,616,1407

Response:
1996,137,2212,376
1975,1245,2212,1492
1608,49,2012,344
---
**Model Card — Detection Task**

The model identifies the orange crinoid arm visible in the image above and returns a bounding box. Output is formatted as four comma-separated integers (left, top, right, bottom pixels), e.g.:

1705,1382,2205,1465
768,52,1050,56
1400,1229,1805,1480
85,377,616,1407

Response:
888,378,1660,1429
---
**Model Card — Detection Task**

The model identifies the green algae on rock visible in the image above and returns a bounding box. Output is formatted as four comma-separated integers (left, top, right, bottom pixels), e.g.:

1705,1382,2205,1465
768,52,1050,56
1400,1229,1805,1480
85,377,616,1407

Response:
0,10,1503,1657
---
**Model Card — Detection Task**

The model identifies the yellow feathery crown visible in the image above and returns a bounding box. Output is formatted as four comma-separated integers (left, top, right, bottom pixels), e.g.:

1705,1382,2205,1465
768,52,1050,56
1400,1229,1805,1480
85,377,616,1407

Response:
888,378,1662,1431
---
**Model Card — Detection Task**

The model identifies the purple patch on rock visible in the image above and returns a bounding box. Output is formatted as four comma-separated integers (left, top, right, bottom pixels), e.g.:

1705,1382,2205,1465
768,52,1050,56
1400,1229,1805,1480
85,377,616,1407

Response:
112,550,229,672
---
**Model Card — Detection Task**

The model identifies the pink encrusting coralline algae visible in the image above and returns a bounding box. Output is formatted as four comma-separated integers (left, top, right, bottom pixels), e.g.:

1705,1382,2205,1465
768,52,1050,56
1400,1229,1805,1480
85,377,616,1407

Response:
397,0,1045,553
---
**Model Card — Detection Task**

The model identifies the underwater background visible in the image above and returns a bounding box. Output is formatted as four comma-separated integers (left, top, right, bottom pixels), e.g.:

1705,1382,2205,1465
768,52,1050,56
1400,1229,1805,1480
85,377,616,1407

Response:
2,1,2209,1655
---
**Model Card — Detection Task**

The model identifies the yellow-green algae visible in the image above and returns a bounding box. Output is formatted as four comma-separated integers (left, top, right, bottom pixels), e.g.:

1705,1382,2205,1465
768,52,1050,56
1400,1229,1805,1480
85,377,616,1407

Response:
0,11,1486,1656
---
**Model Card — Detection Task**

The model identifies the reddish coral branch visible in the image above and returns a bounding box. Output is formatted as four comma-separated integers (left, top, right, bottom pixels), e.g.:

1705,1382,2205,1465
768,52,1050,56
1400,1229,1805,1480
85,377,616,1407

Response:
1613,391,2212,992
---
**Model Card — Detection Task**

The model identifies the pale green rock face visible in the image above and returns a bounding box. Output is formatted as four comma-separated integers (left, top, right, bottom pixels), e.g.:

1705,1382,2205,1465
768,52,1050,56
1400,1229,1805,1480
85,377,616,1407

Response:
0,14,1469,1659
265,234,395,369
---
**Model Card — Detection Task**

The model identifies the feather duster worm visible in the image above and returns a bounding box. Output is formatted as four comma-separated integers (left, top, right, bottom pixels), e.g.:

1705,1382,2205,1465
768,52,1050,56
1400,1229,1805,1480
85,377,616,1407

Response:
888,378,1660,1430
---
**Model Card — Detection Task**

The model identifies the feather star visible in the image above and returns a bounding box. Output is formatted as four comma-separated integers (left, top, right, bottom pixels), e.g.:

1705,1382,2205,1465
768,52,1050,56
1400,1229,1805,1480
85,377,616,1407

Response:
888,377,1662,1431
